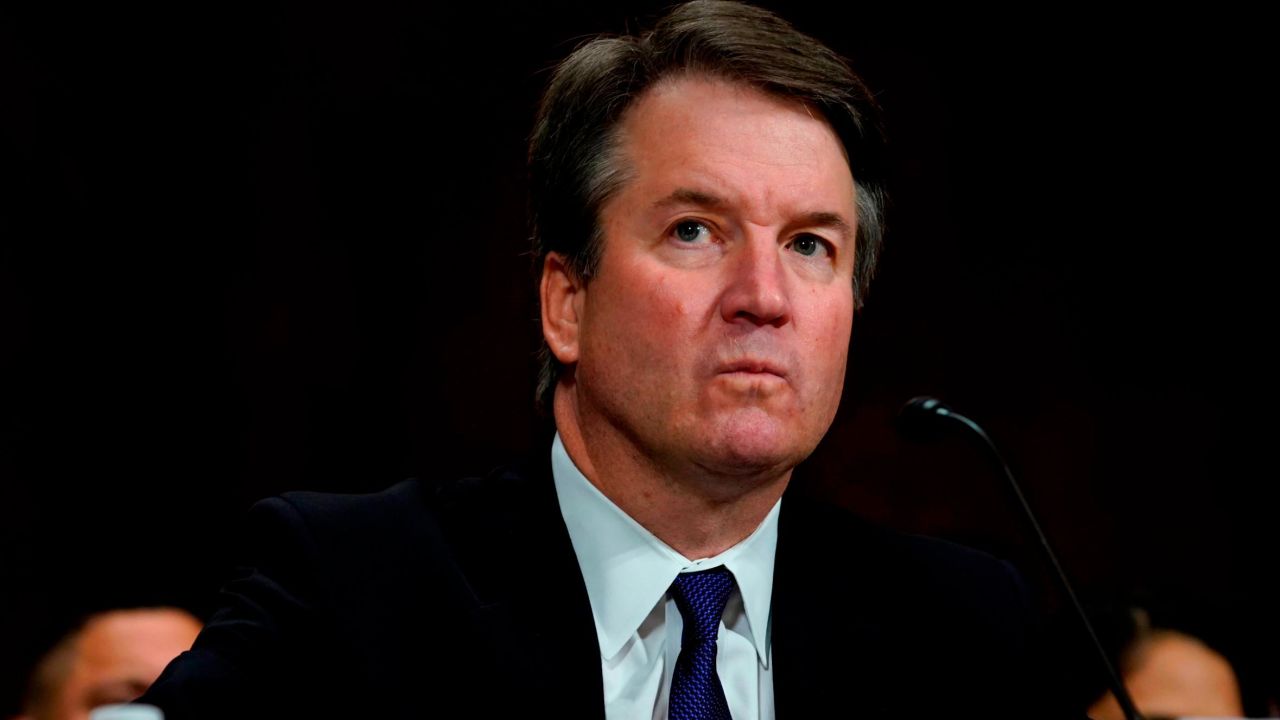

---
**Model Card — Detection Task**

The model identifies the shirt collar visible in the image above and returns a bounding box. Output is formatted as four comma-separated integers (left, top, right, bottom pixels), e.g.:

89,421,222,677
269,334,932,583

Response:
551,433,779,665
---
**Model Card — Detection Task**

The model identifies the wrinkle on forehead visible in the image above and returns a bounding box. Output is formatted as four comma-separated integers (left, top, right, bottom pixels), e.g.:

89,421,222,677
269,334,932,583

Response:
635,73,852,162
616,75,856,229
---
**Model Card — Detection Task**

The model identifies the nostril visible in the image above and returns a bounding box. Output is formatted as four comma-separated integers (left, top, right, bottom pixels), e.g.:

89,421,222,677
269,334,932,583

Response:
732,303,789,328
719,243,792,326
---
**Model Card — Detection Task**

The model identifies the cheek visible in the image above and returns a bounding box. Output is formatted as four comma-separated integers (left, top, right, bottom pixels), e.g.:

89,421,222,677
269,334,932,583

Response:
585,268,696,376
607,269,692,335
651,273,696,324
812,294,854,381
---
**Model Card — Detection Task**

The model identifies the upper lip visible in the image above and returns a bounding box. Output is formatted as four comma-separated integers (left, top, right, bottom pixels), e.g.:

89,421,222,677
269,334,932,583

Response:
719,358,788,377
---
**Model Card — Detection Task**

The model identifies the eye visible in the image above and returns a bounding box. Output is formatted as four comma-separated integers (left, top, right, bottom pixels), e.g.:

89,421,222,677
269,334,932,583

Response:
789,234,827,257
672,220,711,244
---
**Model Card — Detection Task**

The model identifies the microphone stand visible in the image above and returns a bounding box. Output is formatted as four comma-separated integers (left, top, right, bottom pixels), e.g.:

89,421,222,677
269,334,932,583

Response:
899,397,1143,720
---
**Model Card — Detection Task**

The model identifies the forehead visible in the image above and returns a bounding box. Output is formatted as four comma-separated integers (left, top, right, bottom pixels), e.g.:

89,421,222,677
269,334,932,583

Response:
74,610,200,675
612,75,856,221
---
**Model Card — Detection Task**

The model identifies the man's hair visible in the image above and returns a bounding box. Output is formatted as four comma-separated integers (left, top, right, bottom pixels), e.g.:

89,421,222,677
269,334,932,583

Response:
20,607,200,720
20,623,82,720
529,0,888,411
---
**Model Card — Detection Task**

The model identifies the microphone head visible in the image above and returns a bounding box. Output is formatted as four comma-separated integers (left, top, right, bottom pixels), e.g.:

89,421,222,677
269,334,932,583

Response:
896,396,954,443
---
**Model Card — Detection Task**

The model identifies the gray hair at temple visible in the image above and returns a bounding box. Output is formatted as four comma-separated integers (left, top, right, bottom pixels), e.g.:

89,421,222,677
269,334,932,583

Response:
529,0,888,411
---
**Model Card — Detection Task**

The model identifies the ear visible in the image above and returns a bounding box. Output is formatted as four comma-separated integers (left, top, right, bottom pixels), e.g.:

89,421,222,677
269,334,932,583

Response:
540,252,583,365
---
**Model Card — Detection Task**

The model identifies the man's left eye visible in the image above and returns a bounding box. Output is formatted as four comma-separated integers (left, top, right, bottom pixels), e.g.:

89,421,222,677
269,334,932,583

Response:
790,235,825,257
673,220,710,243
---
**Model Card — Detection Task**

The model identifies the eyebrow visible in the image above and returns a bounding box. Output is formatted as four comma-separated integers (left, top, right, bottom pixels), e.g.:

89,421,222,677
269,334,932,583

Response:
653,187,856,243
797,211,856,244
652,187,727,211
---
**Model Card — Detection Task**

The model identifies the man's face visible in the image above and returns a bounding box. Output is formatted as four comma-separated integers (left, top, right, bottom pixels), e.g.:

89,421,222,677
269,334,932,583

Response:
565,75,858,483
48,609,201,720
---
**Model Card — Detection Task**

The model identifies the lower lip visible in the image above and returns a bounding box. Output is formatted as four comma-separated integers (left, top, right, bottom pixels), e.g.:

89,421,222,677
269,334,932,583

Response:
718,371,787,385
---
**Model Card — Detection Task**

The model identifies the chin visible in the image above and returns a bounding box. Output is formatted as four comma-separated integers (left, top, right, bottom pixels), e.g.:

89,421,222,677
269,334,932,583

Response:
696,409,815,479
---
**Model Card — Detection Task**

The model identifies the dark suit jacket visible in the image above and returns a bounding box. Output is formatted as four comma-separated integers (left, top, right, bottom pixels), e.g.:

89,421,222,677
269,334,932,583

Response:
142,453,1049,718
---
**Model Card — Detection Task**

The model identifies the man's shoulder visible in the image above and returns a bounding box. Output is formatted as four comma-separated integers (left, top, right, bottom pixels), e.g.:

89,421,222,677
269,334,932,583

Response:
260,458,549,539
782,494,1015,566
774,494,1040,716
266,477,430,531
142,459,570,720
234,458,556,585
779,494,1030,627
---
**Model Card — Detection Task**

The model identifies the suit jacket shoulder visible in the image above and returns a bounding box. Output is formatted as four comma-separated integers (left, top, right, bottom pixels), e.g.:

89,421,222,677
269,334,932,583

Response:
772,494,1040,718
143,460,602,720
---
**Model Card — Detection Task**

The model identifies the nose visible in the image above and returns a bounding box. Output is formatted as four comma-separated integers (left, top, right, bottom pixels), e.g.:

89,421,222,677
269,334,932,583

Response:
719,234,791,328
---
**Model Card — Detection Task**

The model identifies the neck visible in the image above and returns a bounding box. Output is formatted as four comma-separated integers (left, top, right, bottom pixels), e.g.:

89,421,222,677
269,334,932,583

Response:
553,383,790,560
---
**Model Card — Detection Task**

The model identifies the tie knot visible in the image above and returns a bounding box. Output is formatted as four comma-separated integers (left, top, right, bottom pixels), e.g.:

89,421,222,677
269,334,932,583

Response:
669,567,736,641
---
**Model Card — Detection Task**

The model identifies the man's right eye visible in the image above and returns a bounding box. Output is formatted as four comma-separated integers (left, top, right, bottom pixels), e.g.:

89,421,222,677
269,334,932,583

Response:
673,220,710,243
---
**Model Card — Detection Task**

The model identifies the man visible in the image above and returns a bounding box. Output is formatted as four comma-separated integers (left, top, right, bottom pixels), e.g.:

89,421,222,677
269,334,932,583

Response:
1088,629,1244,719
1085,607,1245,719
17,608,201,720
142,2,1042,717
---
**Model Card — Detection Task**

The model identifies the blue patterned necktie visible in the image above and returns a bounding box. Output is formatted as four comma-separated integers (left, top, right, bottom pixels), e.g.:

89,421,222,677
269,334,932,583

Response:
668,566,736,720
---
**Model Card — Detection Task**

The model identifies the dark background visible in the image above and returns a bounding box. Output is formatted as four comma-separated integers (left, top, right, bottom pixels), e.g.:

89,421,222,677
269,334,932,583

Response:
2,2,1274,714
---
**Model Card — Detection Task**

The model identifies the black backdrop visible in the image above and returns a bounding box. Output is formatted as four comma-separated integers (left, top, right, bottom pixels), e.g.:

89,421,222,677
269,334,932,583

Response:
2,2,1274,714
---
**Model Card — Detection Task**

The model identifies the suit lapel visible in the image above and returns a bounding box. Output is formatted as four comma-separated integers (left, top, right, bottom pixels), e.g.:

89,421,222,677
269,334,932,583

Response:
771,496,894,719
435,454,605,719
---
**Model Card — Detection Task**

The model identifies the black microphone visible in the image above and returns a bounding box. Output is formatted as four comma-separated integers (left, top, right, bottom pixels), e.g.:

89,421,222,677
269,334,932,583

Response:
897,396,963,443
897,396,1143,720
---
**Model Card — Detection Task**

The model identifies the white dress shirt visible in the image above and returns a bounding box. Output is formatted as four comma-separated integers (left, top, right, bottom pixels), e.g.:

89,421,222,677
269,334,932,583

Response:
551,434,779,720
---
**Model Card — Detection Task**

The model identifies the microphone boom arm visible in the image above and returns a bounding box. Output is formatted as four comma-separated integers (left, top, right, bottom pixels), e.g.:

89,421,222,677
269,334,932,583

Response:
900,397,1143,720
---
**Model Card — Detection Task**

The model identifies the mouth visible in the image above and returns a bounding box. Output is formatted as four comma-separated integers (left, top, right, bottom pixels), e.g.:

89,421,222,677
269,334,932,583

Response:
718,359,789,378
